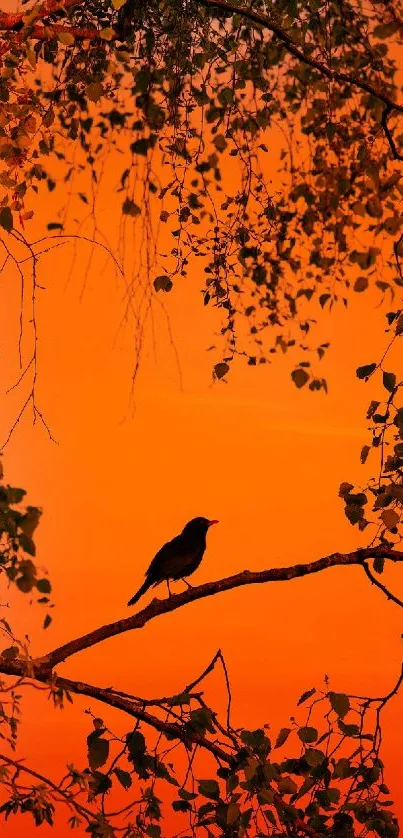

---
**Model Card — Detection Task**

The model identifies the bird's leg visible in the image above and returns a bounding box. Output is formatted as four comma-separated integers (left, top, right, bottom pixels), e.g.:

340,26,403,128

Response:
167,580,172,597
183,579,193,589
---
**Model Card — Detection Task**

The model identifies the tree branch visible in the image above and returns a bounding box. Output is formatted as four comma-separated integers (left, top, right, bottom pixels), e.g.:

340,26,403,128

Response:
0,21,100,41
33,545,403,671
2,0,403,123
196,0,403,114
0,751,95,822
0,1,98,40
0,0,84,29
56,675,233,764
381,105,403,161
362,560,403,609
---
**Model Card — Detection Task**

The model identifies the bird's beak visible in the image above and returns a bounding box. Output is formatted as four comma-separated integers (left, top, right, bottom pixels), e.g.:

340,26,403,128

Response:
208,519,219,527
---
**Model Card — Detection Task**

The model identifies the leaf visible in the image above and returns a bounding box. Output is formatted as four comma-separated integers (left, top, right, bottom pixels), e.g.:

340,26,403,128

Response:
258,788,274,805
20,507,41,538
178,788,197,801
166,693,191,706
7,487,26,504
339,482,354,498
19,533,36,556
383,371,396,393
198,779,220,800
360,445,370,464
172,800,191,813
87,731,109,770
130,138,151,155
57,32,75,45
275,727,291,748
126,730,146,761
189,707,215,733
367,400,380,418
227,802,240,824
214,362,229,379
43,108,54,128
100,27,115,40
240,728,270,756
356,363,377,380
291,368,309,389
43,614,52,629
374,21,401,37
36,578,51,594
381,509,399,530
337,720,359,737
304,748,326,767
395,314,403,336
26,48,37,69
297,687,316,705
86,82,104,103
16,565,36,593
213,134,227,152
114,768,132,789
277,776,298,795
333,757,352,779
153,275,173,292
1,646,19,661
366,197,382,218
122,197,141,217
373,556,385,573
345,490,367,504
354,276,368,292
297,726,318,743
0,207,13,232
329,692,350,718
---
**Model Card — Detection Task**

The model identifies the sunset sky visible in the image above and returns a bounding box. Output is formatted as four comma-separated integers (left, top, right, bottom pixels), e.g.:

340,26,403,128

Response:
0,3,403,833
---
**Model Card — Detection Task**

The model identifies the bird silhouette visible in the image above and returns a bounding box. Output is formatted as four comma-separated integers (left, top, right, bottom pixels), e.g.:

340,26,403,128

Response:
127,517,218,607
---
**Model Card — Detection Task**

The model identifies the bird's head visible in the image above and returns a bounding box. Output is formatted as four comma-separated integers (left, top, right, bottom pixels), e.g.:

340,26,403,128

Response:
183,517,219,536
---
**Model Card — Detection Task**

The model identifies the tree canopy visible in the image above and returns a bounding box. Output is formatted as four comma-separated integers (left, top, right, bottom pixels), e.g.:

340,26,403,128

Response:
1,0,403,387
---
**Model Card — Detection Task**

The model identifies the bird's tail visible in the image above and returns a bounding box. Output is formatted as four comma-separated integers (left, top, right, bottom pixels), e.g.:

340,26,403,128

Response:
127,577,152,607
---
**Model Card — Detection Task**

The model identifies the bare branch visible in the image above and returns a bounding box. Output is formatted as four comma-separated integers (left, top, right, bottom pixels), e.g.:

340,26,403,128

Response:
183,648,233,729
362,561,403,609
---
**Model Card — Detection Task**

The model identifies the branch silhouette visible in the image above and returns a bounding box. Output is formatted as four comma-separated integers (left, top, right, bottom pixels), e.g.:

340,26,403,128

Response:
2,0,403,133
0,752,95,823
34,545,403,671
362,560,403,609
0,548,402,780
196,0,403,115
56,675,233,764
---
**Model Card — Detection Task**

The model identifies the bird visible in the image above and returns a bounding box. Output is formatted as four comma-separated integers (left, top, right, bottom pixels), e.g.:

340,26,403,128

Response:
127,517,218,607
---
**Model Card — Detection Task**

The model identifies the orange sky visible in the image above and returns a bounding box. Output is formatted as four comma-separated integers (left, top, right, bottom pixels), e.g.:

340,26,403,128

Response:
0,9,403,834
